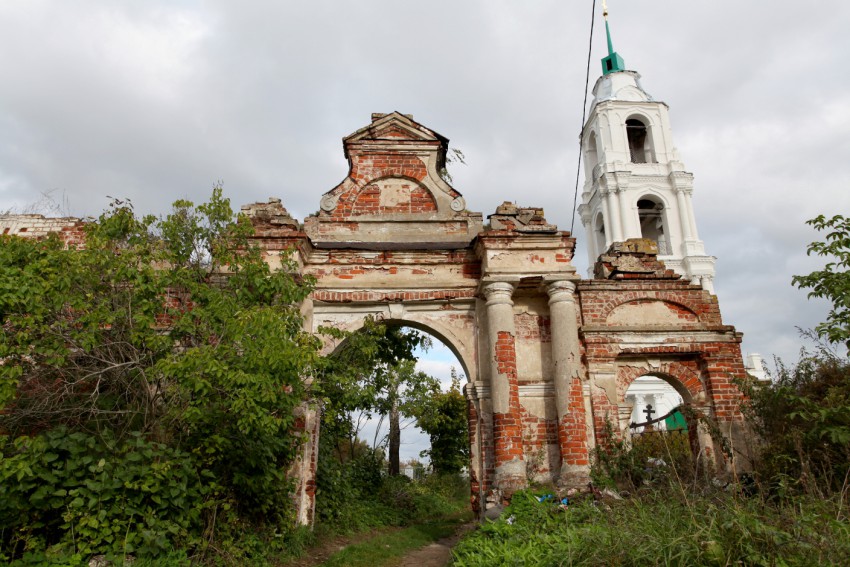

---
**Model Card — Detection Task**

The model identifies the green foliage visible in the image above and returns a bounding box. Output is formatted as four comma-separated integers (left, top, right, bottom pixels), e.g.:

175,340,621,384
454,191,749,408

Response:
0,187,320,561
591,419,695,491
451,489,850,566
591,421,651,490
792,214,850,352
740,343,850,495
308,475,472,565
0,428,201,562
315,462,469,538
315,441,388,529
317,320,439,480
317,320,429,456
412,371,469,474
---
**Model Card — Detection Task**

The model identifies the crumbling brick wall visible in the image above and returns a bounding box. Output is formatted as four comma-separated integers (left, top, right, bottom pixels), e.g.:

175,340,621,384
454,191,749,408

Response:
1,214,87,248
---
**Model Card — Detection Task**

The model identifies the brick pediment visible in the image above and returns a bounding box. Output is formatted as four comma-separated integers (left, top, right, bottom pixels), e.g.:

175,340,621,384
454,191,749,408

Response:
304,113,483,249
344,112,448,146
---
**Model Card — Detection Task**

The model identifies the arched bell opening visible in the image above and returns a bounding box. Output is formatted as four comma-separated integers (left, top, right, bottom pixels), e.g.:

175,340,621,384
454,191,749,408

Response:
584,130,600,179
626,117,655,164
594,211,607,261
637,196,670,255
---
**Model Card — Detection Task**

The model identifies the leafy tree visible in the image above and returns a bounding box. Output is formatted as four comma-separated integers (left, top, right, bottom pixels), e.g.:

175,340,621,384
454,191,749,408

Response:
413,370,469,475
318,321,434,475
737,215,850,495
0,188,320,559
792,214,850,352
382,359,440,475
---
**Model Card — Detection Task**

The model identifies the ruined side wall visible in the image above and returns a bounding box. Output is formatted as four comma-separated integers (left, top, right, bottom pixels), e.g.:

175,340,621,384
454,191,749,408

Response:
577,275,749,470
1,214,87,247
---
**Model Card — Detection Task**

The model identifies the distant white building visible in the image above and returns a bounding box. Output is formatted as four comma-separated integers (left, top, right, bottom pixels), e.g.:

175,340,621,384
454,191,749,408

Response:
624,375,683,432
745,353,769,382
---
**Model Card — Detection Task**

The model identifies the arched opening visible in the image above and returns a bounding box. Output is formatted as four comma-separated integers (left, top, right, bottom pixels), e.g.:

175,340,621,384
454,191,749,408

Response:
584,131,600,179
626,118,652,163
594,211,607,260
315,320,473,524
363,326,469,478
625,375,686,433
623,373,696,477
637,197,669,254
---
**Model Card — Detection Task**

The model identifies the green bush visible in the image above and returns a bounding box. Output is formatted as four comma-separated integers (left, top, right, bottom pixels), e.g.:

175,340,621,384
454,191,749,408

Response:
591,420,696,491
0,428,202,561
740,345,850,495
314,435,470,534
0,189,320,563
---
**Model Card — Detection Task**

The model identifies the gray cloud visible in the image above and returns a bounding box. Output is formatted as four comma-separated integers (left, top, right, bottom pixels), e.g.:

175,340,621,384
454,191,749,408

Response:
1,1,848,366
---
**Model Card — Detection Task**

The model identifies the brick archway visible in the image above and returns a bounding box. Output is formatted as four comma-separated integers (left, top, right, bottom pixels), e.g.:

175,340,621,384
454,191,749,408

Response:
235,113,749,523
1,113,752,526
318,313,477,385
618,361,706,405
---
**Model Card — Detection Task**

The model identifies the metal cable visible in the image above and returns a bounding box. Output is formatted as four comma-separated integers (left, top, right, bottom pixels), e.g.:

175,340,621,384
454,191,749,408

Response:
569,0,597,235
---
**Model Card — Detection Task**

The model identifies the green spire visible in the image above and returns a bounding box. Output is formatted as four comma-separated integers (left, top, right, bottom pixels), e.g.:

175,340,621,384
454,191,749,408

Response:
601,0,625,75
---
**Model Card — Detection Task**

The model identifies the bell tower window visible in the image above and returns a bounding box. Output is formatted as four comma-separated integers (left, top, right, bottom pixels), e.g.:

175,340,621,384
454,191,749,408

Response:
626,119,649,163
637,197,669,254
594,212,607,258
584,131,599,179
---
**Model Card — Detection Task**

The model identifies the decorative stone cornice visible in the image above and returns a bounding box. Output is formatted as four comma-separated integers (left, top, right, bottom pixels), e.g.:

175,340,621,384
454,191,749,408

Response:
545,279,577,305
668,171,694,193
481,280,516,306
518,383,555,397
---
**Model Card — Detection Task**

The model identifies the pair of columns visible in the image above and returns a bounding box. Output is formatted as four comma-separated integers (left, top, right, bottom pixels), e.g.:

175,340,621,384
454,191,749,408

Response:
481,278,587,491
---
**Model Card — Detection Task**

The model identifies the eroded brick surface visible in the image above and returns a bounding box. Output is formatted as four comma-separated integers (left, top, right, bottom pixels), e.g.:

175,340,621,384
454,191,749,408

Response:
1,214,87,248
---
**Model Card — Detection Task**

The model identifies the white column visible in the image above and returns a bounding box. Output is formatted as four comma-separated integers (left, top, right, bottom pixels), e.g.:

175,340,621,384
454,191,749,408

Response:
684,191,700,240
617,188,633,239
605,189,624,242
675,188,694,241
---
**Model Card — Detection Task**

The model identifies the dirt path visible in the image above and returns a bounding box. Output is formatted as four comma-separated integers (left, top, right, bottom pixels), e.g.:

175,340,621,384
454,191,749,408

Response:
394,521,476,567
282,527,402,567
282,521,476,567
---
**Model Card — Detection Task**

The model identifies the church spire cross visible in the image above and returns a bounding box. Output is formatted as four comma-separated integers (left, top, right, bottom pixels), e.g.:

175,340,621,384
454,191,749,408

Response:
601,0,625,75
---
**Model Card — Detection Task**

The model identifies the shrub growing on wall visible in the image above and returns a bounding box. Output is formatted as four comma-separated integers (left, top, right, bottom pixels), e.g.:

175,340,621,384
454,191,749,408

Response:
0,188,320,561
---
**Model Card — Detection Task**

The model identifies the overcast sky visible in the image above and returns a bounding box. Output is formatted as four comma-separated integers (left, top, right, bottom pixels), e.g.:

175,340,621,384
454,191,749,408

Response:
2,1,849,377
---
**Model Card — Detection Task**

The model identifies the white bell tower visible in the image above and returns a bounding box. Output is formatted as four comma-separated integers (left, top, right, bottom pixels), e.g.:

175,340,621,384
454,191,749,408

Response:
577,3,716,292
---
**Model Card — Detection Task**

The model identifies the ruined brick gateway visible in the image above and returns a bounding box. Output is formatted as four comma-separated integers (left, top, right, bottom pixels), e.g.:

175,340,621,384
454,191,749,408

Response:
1,111,750,525
239,111,750,523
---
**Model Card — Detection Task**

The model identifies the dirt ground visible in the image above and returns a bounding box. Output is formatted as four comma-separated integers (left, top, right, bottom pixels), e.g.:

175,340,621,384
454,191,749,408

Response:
395,522,477,567
282,521,476,567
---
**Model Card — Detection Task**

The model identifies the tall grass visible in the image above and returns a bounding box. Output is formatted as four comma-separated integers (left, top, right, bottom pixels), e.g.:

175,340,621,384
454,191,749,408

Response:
453,413,849,567
451,488,849,566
